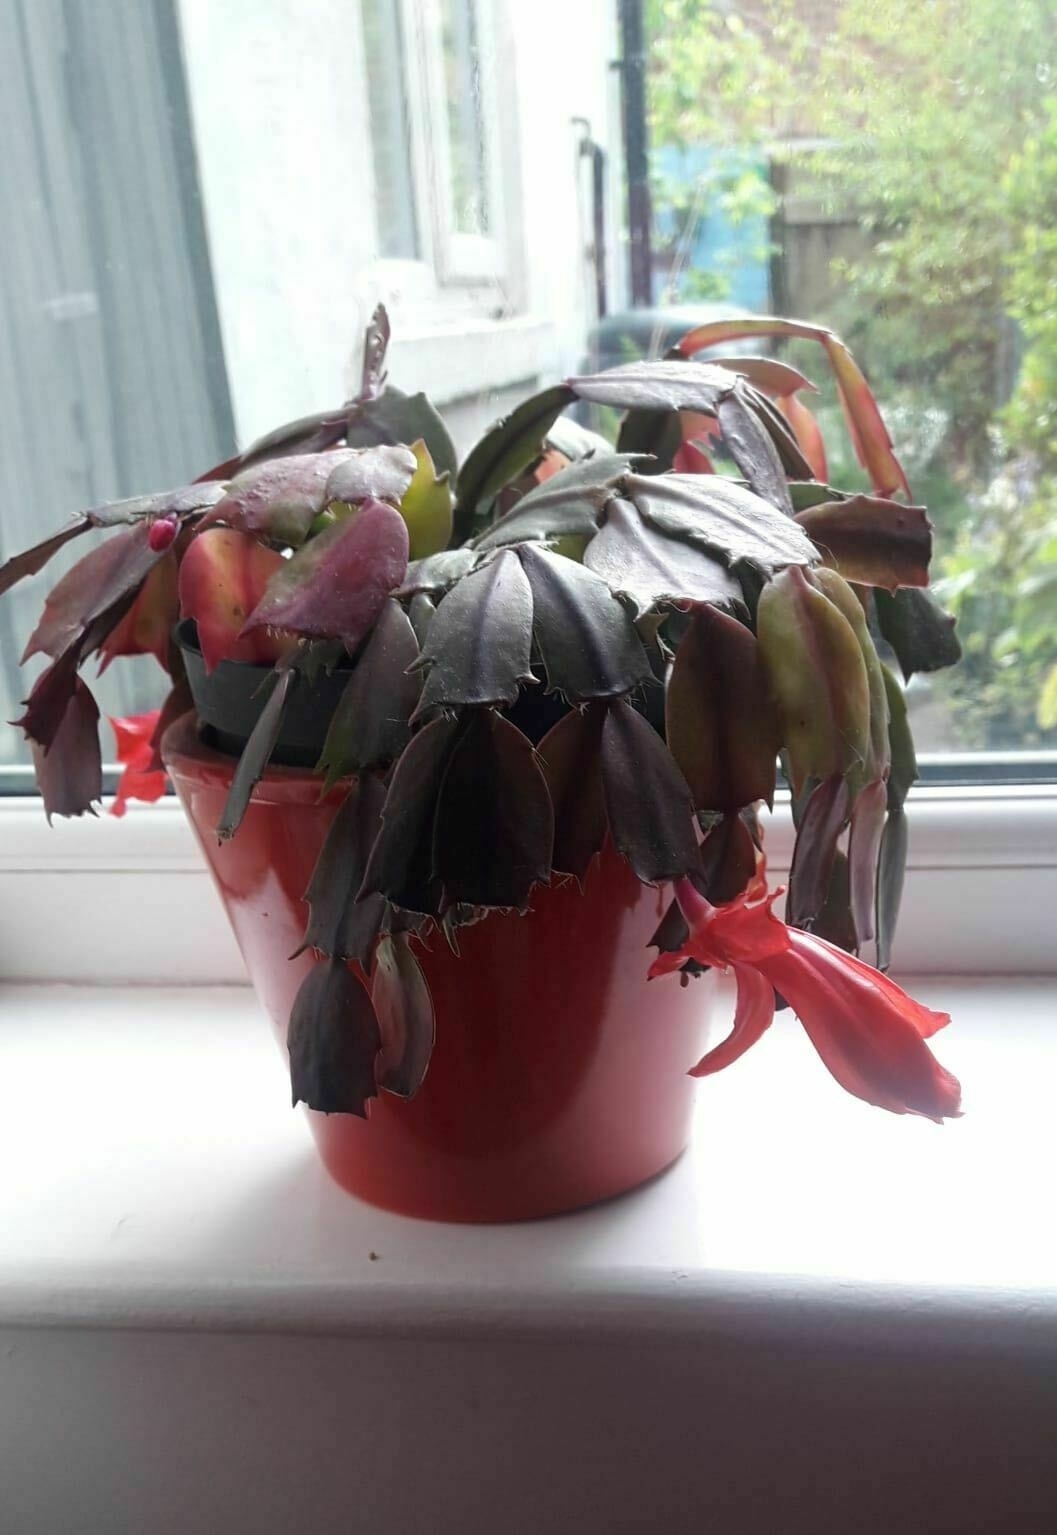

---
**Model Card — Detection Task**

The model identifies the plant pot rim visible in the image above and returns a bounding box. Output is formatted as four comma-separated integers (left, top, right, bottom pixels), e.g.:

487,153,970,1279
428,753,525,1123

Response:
161,710,350,806
173,619,353,768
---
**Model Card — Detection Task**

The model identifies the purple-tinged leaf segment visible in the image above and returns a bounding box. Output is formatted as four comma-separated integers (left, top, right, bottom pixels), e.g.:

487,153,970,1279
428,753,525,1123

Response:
4,482,219,608
677,316,912,499
84,482,227,527
698,812,758,904
624,473,818,572
810,568,890,785
97,552,178,673
810,850,859,955
433,711,554,908
600,698,699,883
360,713,463,915
217,667,295,841
616,406,684,475
398,547,480,597
199,455,331,546
475,454,634,550
665,605,778,813
716,385,793,514
756,566,871,797
22,524,165,664
360,302,391,402
317,599,422,786
29,677,102,823
795,496,932,591
326,444,418,510
786,773,852,931
344,389,458,482
848,777,888,946
647,811,757,974
241,498,409,652
706,356,817,399
373,935,436,1099
234,408,352,473
584,498,742,615
0,522,92,599
413,549,534,716
517,543,652,701
297,775,387,964
875,807,909,974
14,647,85,754
408,593,435,647
776,393,829,483
453,384,575,540
569,358,734,415
536,704,608,880
288,958,381,1117
882,663,918,809
874,664,918,972
874,586,961,679
203,450,415,549
699,356,823,480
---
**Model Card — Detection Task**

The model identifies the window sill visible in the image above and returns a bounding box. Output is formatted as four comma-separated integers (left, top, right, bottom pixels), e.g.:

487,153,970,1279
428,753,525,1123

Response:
387,313,560,406
2,785,1055,983
1,977,1055,1531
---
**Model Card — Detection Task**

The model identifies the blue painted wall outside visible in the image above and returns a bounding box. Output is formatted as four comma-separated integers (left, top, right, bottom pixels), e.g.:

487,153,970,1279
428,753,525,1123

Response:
652,144,771,311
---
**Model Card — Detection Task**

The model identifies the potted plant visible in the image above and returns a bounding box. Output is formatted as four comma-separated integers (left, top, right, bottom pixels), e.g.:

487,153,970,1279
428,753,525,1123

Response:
2,307,963,1222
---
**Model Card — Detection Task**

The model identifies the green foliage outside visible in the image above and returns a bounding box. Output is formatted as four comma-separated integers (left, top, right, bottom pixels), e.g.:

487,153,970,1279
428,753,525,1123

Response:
645,0,1057,749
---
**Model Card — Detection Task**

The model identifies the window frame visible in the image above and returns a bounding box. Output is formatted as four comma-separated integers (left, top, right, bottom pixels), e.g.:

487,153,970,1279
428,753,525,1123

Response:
2,783,1055,984
415,0,507,285
362,0,510,309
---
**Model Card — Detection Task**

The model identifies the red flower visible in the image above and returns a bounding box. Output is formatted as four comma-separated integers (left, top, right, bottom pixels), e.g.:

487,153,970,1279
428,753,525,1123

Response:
108,711,168,818
650,862,962,1122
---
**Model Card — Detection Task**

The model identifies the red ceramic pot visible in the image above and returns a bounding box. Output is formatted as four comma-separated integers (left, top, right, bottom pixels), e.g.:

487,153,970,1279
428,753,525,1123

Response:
163,715,712,1222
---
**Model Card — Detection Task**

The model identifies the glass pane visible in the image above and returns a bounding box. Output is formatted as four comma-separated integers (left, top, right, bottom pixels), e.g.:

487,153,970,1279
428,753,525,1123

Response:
2,0,1055,789
440,0,490,236
642,0,1057,765
362,0,420,260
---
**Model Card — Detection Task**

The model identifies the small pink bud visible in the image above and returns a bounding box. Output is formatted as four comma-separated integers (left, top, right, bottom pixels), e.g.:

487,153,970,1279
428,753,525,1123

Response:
148,516,178,553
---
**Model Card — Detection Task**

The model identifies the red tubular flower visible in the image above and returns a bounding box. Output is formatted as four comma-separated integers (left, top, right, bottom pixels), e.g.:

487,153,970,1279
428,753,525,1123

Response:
649,865,961,1122
109,711,168,818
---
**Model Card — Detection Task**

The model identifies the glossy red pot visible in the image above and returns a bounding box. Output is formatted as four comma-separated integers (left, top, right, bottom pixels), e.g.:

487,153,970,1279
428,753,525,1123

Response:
163,715,712,1222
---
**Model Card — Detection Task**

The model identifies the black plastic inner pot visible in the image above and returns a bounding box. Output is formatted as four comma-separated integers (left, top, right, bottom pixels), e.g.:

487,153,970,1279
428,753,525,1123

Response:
175,620,351,767
175,620,606,771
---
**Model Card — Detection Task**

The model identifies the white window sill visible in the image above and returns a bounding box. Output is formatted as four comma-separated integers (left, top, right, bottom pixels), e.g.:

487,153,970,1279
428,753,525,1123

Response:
2,785,1056,982
1,977,1055,1532
387,312,561,405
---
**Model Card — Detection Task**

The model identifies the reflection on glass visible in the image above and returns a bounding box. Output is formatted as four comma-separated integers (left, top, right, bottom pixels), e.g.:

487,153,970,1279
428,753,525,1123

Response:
441,0,489,237
362,0,420,260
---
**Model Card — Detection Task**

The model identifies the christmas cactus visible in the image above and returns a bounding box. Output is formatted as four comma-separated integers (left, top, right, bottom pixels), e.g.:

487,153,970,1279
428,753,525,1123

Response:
1,307,963,1121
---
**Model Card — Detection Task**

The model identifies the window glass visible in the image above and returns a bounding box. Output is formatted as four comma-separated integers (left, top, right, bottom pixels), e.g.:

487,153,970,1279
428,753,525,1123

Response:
440,0,491,237
362,0,421,260
645,0,1057,763
1,0,1055,782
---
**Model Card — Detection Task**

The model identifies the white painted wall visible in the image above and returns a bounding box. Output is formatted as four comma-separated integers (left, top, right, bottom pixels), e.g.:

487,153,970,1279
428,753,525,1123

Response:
176,0,378,445
507,0,625,381
176,0,623,454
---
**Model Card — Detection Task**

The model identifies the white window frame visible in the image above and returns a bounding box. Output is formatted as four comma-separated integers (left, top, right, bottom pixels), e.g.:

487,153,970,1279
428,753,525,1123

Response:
414,0,507,284
1,784,1055,984
361,0,512,315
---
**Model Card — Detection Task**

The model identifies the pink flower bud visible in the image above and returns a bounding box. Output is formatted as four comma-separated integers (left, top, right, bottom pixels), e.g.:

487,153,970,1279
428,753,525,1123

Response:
148,516,178,553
